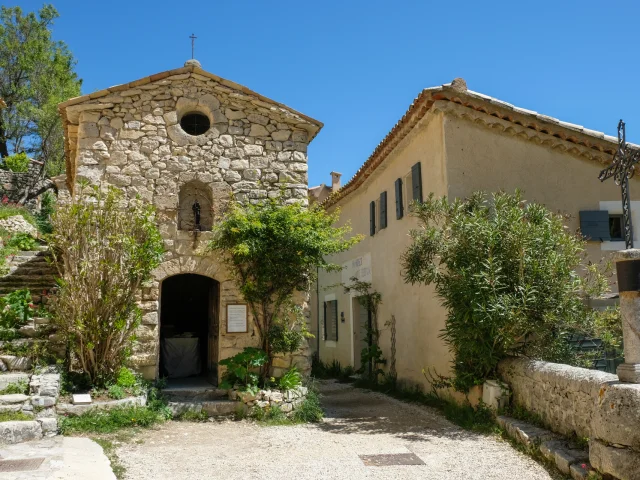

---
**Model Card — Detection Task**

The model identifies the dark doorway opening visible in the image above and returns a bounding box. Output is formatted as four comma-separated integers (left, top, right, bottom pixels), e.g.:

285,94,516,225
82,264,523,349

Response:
160,274,219,383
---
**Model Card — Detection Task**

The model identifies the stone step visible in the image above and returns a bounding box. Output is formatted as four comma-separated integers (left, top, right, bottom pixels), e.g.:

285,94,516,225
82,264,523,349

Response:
162,386,228,402
497,416,593,479
0,274,56,283
0,286,55,295
168,400,243,418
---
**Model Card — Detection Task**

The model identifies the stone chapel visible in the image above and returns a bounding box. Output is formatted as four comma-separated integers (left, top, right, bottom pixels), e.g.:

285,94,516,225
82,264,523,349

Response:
56,59,323,381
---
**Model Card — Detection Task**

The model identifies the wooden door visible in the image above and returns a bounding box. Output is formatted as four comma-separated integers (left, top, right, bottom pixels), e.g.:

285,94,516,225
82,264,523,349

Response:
208,281,220,384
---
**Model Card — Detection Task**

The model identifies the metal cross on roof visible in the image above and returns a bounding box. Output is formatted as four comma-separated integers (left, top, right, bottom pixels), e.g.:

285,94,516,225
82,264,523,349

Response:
189,33,197,59
598,120,640,249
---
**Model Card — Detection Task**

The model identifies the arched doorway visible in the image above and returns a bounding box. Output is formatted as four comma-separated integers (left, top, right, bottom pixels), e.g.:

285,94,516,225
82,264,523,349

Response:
160,274,219,384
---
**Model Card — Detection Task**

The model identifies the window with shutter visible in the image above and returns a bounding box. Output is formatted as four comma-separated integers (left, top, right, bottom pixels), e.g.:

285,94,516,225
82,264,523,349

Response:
370,201,376,236
379,191,387,229
411,162,423,203
395,178,403,219
324,300,338,341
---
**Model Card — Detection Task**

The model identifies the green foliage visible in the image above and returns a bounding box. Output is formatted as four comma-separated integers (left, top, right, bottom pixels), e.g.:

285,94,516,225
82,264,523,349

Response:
210,196,361,375
2,152,29,172
107,384,126,400
116,367,137,388
48,186,164,387
401,191,610,391
0,410,32,421
0,379,28,395
0,5,81,177
35,191,56,234
0,288,32,340
268,302,312,356
342,277,385,381
311,358,355,383
175,409,208,422
278,366,302,390
219,347,268,391
291,388,323,423
5,232,38,251
58,406,165,435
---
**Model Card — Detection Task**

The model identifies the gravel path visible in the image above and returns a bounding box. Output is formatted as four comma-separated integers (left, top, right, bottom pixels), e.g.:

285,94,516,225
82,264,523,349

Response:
116,380,554,480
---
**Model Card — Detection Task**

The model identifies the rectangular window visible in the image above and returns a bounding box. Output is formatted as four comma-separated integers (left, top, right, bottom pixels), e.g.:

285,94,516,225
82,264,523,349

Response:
369,201,376,236
379,191,387,229
609,214,624,241
402,172,412,213
323,300,338,341
395,178,403,219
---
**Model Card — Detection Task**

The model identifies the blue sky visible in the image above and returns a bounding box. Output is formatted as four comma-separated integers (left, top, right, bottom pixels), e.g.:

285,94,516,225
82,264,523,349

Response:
20,0,640,187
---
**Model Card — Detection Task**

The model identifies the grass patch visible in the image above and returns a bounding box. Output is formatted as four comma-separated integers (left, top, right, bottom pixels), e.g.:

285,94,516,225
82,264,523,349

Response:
93,438,127,480
59,406,166,435
0,411,33,422
0,205,37,228
174,409,209,422
248,385,324,426
0,380,28,395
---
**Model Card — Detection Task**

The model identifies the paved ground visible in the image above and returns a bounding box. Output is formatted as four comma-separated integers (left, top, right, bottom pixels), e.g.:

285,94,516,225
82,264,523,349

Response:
0,436,115,480
116,381,555,480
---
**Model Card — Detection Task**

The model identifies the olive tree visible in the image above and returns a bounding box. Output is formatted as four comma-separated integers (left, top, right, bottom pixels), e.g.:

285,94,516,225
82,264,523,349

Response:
209,197,361,375
48,186,163,386
401,190,610,392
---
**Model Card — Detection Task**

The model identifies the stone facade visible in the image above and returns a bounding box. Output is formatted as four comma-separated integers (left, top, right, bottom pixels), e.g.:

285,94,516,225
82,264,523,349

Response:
57,62,322,381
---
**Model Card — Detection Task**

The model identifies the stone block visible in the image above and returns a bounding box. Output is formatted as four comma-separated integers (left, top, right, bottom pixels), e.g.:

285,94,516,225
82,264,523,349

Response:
589,438,640,480
38,417,57,435
592,382,640,449
0,394,29,405
0,421,42,444
569,462,591,480
554,448,588,476
31,396,56,408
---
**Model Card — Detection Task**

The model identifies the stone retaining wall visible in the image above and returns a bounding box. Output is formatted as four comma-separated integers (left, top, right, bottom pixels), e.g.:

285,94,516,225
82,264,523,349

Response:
498,357,640,480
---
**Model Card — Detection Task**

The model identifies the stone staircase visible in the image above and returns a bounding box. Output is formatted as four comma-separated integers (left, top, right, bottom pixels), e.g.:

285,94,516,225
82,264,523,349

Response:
0,247,57,297
162,382,242,418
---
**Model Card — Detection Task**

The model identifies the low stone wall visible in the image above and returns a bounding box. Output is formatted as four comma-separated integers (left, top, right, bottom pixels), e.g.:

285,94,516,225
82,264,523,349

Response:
498,357,640,480
230,385,308,414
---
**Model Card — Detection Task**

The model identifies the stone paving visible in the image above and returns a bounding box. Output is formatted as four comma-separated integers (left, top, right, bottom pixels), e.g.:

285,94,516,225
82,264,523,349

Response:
116,381,555,480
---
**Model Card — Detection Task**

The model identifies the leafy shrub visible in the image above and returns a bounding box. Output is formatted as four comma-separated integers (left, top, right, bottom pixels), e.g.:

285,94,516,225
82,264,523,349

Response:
209,197,360,377
402,191,610,391
268,302,312,357
2,152,29,172
35,191,56,234
219,347,268,392
107,384,126,400
278,366,302,390
48,186,163,387
59,405,165,434
0,288,32,340
5,232,38,251
116,367,137,388
175,409,208,422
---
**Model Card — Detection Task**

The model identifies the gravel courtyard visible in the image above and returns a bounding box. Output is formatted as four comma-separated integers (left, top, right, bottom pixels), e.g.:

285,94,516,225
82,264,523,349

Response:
116,380,554,480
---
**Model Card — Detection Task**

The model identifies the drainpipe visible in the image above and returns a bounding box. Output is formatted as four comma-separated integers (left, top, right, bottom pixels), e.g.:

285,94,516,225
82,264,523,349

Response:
316,266,320,360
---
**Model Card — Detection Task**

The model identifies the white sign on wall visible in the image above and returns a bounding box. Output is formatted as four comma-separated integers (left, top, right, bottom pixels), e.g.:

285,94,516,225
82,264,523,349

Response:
342,253,372,285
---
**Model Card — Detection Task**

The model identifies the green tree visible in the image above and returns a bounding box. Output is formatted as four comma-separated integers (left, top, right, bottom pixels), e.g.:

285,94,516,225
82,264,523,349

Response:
401,191,609,392
48,186,164,386
209,197,361,375
0,4,81,198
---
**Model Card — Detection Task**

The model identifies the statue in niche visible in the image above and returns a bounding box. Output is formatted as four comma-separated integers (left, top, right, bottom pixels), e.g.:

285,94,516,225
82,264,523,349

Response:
192,199,201,230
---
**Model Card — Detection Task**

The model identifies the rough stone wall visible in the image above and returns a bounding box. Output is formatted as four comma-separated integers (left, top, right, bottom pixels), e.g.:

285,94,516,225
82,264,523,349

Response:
64,71,315,380
499,357,640,480
0,164,43,207
498,357,617,438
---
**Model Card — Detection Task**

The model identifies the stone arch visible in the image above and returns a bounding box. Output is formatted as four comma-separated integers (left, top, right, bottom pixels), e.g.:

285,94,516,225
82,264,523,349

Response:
178,180,213,231
152,255,226,283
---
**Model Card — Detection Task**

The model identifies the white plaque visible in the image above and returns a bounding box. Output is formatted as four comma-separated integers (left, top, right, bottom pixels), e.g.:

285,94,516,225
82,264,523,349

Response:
227,304,248,333
73,394,92,405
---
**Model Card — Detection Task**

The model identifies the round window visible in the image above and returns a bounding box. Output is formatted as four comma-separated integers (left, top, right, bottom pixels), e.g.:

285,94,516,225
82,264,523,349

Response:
180,112,210,136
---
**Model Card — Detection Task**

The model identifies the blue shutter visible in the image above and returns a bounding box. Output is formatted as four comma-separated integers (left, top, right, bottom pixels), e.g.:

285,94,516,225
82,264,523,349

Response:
370,201,376,236
412,162,423,203
395,178,403,219
579,211,610,241
380,191,388,229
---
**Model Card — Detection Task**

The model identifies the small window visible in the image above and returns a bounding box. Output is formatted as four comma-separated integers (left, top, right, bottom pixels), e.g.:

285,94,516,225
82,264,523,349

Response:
370,201,376,236
609,214,624,242
395,178,403,220
379,191,388,229
180,112,210,136
375,198,381,232
324,300,338,341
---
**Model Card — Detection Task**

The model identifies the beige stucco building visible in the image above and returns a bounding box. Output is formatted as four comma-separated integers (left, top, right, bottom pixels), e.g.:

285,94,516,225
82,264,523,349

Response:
312,78,631,391
57,60,322,382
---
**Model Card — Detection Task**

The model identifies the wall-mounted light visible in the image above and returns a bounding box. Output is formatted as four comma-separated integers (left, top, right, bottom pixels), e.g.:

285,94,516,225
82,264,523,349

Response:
341,312,345,323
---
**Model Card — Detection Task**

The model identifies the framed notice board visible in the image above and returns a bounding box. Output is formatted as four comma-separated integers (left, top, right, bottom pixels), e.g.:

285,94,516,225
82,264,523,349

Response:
226,304,248,333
